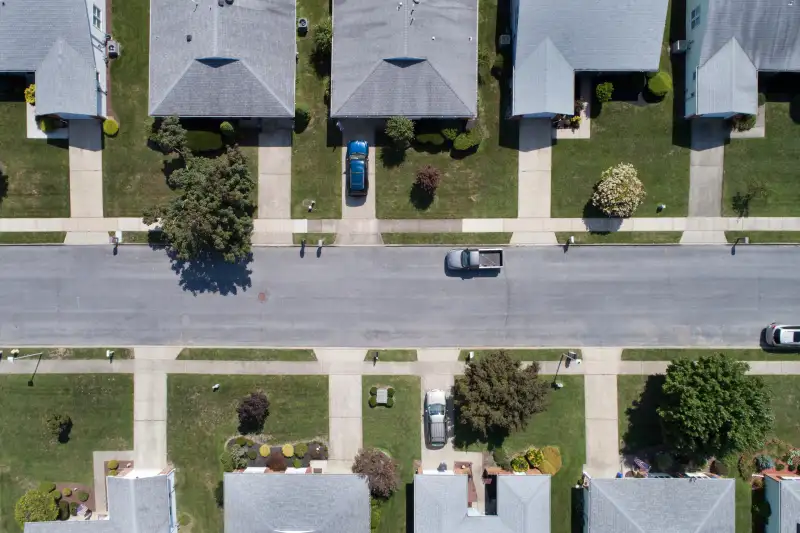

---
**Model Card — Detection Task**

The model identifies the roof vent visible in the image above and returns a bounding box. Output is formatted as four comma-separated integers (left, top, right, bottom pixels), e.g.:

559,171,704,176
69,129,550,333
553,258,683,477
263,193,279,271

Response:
218,0,224,5
671,40,689,54
186,34,192,42
499,34,511,46
225,0,234,4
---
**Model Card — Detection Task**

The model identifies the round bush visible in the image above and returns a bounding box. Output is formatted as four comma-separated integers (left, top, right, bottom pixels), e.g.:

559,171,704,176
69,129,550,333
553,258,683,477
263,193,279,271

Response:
385,116,415,146
295,442,309,458
282,444,295,458
293,458,303,468
538,460,558,475
38,118,55,133
107,460,119,470
510,456,529,472
294,104,311,133
58,500,69,520
452,130,481,151
38,482,56,494
236,436,248,446
52,490,62,502
185,130,223,152
415,133,445,146
386,397,394,408
525,448,544,468
370,386,378,396
755,454,774,472
368,396,377,408
77,491,89,503
387,387,395,398
103,118,119,137
219,121,235,137
259,444,270,457
247,450,257,460
541,446,562,473
441,128,460,141
596,81,614,103
267,450,287,472
591,163,646,218
69,501,78,516
62,488,72,498
731,114,756,132
646,71,672,98
245,438,254,447
107,470,117,477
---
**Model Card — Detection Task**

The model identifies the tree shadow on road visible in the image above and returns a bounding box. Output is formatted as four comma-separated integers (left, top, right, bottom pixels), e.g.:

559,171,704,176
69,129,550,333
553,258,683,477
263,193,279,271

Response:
169,252,253,296
621,375,666,456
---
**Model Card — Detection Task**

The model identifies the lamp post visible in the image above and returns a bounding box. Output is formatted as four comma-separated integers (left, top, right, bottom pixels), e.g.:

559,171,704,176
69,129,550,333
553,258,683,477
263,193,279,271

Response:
6,351,45,387
552,350,581,389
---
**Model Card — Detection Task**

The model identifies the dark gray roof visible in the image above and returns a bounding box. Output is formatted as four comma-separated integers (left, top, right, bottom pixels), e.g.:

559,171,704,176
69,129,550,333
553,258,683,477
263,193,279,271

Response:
0,0,99,117
512,0,667,116
223,473,370,533
694,0,800,116
330,0,477,118
24,475,174,533
779,478,800,533
587,478,735,533
149,0,295,118
414,474,550,533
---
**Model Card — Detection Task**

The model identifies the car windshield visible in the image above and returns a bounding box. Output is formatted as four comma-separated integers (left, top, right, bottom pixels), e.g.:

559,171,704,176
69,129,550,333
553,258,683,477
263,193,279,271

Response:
461,251,469,268
428,404,445,416
350,152,366,160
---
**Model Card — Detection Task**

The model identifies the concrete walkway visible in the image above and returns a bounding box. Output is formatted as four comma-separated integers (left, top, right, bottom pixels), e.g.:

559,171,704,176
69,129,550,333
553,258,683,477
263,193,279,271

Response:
328,374,363,472
581,348,623,479
689,119,727,218
68,120,104,218
257,124,292,220
517,119,554,217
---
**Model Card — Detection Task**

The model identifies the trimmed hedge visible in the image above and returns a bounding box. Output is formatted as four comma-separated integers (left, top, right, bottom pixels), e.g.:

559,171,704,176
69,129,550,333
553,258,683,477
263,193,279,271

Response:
452,129,481,151
69,501,78,516
38,482,56,494
58,500,69,520
441,128,460,141
415,133,445,146
295,104,311,133
596,81,614,103
295,443,309,458
282,444,295,458
387,387,395,398
646,71,672,98
52,490,62,502
103,118,120,137
107,460,119,470
368,396,377,408
259,444,270,457
293,458,303,468
77,491,89,503
247,450,257,460
62,488,72,498
386,397,394,408
219,121,235,137
369,386,378,396
235,436,247,446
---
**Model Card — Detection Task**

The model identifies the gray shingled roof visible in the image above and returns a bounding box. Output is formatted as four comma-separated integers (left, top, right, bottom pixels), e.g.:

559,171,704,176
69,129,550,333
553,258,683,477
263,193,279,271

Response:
223,473,370,533
149,0,295,118
330,0,477,118
414,474,550,533
587,478,735,533
24,475,174,533
512,0,668,116
779,478,800,533
0,0,99,117
694,0,800,116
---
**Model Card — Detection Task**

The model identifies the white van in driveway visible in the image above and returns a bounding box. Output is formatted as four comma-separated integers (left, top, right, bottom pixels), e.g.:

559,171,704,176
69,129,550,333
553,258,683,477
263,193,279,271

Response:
425,389,447,448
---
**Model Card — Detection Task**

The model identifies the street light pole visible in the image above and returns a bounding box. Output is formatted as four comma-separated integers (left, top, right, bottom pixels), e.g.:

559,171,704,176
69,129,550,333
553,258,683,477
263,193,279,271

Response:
552,351,581,389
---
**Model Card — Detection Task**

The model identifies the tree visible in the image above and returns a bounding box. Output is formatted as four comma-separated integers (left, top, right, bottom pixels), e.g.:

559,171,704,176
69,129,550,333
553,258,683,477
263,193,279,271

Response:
385,116,415,147
15,490,57,528
415,165,441,196
313,17,333,57
44,412,72,442
352,448,399,498
237,391,270,433
143,145,255,263
657,353,773,461
453,351,550,439
151,115,188,156
591,162,646,217
596,81,614,103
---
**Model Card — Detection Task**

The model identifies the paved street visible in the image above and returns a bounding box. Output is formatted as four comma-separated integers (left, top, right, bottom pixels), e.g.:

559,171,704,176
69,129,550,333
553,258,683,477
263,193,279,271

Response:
0,245,798,347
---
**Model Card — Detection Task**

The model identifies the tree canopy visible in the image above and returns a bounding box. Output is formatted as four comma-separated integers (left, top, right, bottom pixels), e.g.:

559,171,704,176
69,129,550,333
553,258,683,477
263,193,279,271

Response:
453,351,550,439
352,448,399,498
15,490,58,528
237,391,270,433
657,353,773,461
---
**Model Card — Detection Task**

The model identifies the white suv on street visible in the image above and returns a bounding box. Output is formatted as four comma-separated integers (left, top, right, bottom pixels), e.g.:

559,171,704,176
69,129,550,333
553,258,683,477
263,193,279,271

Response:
765,323,800,349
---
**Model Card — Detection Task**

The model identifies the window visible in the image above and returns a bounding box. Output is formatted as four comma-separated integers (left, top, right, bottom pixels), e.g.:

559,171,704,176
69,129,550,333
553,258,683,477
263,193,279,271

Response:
92,5,102,30
690,6,701,29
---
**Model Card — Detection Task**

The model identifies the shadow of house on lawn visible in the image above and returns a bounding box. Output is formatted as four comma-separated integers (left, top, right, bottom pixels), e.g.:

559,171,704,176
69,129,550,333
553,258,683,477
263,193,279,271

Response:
669,0,692,149
621,375,666,456
169,252,253,296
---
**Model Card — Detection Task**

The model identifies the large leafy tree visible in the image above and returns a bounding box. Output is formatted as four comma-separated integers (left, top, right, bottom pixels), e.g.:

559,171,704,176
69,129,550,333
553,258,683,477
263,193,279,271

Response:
454,351,550,439
237,391,270,433
352,448,399,498
658,353,773,461
144,145,255,263
15,490,57,528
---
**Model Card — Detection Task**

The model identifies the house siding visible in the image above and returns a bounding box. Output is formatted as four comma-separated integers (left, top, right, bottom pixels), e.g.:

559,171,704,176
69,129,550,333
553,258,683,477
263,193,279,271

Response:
765,476,780,533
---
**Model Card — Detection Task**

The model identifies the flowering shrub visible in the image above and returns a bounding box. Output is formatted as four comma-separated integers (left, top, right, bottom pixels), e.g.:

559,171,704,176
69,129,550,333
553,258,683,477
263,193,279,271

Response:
525,447,544,468
591,163,646,217
510,456,529,472
24,84,36,105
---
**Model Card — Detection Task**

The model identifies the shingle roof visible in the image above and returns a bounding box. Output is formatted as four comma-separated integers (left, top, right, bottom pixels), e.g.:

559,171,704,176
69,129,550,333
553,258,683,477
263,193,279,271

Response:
223,473,370,533
694,0,800,116
512,0,668,116
779,479,800,533
587,478,735,533
414,474,550,533
0,0,99,117
149,0,295,118
330,0,477,118
24,475,174,533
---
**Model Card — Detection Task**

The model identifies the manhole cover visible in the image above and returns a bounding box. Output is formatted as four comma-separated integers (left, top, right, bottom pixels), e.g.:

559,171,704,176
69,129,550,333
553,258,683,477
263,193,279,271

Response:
258,292,267,303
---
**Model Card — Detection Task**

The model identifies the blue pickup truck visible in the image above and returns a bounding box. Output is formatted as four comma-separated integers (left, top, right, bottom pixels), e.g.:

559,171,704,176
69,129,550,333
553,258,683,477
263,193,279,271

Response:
346,140,369,197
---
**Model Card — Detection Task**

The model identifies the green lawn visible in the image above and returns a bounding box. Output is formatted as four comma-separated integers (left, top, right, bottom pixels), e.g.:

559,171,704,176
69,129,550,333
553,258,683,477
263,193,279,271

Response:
176,349,317,361
381,233,512,245
292,0,341,219
555,232,683,244
458,349,577,361
0,375,133,533
455,376,585,533
167,375,329,533
375,0,518,219
723,102,800,217
0,347,133,360
293,233,336,245
726,231,800,244
110,230,166,246
362,376,421,533
0,101,69,217
551,13,689,218
0,232,66,244
622,348,800,361
364,350,418,362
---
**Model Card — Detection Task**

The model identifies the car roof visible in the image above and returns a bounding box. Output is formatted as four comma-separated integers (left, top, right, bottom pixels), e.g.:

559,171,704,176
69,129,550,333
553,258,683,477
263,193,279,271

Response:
426,389,446,404
347,140,369,153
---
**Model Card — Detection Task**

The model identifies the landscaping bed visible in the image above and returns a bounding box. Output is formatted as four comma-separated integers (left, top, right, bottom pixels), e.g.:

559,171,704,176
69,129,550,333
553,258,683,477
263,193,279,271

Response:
223,437,328,470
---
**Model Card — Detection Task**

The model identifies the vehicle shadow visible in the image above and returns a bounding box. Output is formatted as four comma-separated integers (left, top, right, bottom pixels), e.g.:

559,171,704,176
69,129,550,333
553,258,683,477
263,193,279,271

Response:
345,193,368,209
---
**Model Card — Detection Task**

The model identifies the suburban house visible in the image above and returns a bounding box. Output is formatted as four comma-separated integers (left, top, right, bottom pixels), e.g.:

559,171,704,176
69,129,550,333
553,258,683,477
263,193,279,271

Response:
0,0,108,119
148,0,295,118
510,0,668,117
223,472,370,533
24,469,178,533
764,473,800,533
583,478,735,532
683,0,800,118
330,0,478,118
414,471,551,532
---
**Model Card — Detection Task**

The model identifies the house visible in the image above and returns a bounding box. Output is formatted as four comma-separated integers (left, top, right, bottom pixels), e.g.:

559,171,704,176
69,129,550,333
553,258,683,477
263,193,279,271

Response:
148,0,295,118
330,0,478,118
414,472,551,533
764,473,800,533
584,478,735,532
223,472,370,533
510,0,668,117
0,0,108,119
683,0,800,118
24,469,178,533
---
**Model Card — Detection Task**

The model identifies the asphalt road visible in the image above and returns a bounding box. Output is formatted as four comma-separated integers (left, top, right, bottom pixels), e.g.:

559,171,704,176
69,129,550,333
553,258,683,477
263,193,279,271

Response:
0,245,797,347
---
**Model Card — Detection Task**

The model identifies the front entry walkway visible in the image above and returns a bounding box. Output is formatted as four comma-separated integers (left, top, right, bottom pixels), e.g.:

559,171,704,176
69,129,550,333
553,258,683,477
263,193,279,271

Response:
66,120,106,244
255,121,293,245
328,374,363,472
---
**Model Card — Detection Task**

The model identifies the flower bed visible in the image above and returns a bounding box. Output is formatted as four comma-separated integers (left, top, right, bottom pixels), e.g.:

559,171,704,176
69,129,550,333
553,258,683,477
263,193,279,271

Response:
224,437,328,471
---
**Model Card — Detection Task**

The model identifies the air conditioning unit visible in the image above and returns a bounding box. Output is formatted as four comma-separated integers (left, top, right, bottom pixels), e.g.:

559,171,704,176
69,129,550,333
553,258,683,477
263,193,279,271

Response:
499,34,511,46
107,40,120,59
671,40,689,54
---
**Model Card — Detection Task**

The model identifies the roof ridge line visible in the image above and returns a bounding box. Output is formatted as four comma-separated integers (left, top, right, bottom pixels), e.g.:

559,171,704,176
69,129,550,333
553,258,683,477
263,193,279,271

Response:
240,59,293,115
425,60,474,116
592,481,645,533
331,59,383,116
150,60,195,115
691,480,734,533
